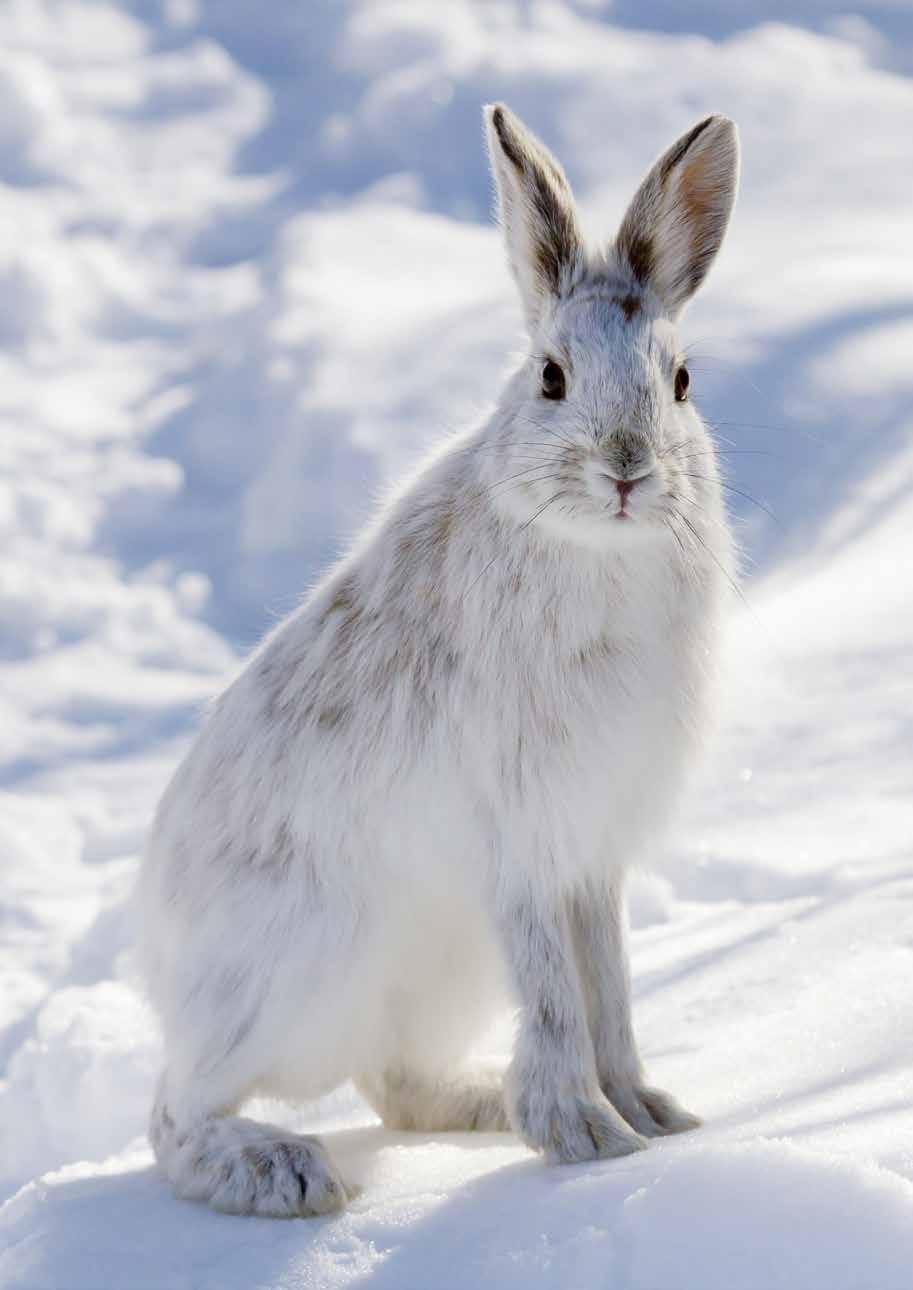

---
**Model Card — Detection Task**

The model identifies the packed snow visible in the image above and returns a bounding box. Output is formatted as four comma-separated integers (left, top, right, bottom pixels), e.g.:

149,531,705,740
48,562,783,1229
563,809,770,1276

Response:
1,2,912,1287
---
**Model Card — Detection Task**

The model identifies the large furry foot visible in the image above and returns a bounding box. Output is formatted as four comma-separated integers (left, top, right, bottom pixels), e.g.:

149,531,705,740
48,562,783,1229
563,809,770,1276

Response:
510,1084,647,1164
167,1115,350,1218
604,1082,702,1139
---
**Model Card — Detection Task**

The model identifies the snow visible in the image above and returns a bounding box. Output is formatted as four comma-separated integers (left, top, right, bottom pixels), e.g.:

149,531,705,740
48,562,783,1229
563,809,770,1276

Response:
2,2,913,1287
6,1138,913,1290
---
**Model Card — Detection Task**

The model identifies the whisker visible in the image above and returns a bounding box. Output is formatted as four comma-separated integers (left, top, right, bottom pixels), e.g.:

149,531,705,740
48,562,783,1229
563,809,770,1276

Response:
668,492,733,540
481,470,566,500
670,507,752,614
512,412,578,451
677,448,779,460
664,515,691,567
465,551,506,597
517,489,570,535
676,473,778,523
681,335,728,357
461,447,561,460
676,353,765,395
465,489,568,595
656,414,741,454
471,454,564,472
709,418,823,446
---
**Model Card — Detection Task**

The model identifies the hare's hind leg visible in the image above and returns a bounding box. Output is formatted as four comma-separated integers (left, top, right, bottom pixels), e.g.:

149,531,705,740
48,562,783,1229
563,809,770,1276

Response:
356,917,510,1133
146,885,362,1216
151,1070,349,1218
356,1061,509,1132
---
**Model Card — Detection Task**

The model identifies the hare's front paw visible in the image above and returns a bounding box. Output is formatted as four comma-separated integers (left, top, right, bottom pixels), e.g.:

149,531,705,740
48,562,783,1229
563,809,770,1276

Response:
510,1083,647,1164
604,1081,702,1139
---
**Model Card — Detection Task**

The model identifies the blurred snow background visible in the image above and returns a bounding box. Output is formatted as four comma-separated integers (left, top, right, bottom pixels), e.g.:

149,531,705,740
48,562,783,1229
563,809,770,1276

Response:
1,2,913,1287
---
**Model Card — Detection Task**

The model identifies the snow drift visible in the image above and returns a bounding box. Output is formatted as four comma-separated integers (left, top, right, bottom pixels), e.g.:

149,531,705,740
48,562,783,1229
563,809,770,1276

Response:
1,2,913,1287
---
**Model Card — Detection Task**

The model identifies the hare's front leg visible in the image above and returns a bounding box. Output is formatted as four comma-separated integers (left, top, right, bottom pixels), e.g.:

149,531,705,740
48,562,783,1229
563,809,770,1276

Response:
568,873,702,1138
497,880,646,1163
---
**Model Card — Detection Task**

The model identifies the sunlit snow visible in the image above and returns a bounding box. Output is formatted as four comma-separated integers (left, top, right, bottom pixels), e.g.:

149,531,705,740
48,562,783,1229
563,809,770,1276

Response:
1,3,912,1288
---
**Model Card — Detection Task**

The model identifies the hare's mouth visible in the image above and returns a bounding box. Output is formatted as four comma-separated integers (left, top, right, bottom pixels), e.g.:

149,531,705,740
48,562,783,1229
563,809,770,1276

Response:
587,460,657,523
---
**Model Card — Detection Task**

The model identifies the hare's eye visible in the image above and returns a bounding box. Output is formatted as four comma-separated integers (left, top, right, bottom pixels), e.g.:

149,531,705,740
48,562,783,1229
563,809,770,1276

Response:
541,359,566,401
674,366,690,402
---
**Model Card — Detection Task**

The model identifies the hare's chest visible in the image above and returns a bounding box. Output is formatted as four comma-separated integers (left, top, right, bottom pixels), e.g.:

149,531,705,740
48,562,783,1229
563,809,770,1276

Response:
469,578,711,846
516,572,704,722
551,609,701,756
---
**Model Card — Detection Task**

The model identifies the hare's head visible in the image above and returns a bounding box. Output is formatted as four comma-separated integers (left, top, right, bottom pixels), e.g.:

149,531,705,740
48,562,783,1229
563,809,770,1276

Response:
485,103,739,549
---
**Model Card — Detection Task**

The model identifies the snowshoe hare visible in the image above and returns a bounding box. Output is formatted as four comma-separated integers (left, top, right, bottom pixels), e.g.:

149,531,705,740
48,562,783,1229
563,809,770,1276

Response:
140,103,739,1217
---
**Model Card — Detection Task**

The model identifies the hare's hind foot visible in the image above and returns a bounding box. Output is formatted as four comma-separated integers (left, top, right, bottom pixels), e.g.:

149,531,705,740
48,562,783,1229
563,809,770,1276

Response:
152,1090,349,1218
357,1063,510,1132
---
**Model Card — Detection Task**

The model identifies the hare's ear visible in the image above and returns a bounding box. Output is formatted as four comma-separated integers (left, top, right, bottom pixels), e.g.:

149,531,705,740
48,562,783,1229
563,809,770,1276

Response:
615,115,739,319
485,103,583,330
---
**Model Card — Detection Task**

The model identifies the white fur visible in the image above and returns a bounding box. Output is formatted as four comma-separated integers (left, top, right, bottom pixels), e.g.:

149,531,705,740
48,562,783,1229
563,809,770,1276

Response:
137,103,739,1215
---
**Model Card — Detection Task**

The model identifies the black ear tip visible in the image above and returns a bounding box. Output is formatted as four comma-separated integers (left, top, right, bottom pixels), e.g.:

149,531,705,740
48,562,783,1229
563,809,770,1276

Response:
696,113,736,129
679,116,716,157
705,115,740,166
704,115,740,146
488,103,509,141
660,113,739,181
486,103,523,168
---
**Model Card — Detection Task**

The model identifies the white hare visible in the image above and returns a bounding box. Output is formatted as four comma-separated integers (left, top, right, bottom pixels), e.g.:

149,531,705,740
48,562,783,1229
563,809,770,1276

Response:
138,103,739,1217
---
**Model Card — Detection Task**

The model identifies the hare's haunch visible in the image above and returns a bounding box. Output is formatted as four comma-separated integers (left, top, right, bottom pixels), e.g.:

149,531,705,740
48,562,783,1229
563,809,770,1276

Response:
139,103,739,1217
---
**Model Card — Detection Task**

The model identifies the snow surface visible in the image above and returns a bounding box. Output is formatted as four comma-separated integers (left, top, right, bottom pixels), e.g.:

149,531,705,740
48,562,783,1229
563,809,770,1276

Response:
2,2,913,1287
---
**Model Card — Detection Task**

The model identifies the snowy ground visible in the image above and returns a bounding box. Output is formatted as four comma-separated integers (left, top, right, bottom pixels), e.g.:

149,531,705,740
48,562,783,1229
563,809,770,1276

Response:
1,2,913,1287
